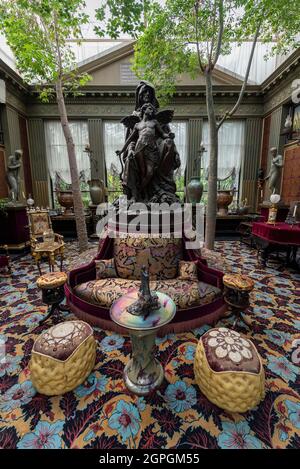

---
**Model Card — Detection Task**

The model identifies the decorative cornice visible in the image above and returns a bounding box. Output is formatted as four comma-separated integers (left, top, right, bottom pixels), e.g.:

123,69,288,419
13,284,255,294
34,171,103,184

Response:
0,58,29,94
26,100,263,119
261,48,300,94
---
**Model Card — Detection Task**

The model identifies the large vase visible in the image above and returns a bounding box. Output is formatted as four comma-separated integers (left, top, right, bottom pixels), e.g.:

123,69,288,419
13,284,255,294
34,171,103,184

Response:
57,190,74,215
88,179,105,206
187,177,203,203
217,190,233,216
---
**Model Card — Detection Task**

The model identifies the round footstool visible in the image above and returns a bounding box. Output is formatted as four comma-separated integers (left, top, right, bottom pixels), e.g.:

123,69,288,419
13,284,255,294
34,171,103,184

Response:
223,273,254,328
30,320,96,395
194,327,265,413
36,272,69,325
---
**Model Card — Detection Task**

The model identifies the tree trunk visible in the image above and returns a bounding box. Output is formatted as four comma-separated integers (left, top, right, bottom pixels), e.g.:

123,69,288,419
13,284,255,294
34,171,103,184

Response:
205,70,218,250
55,80,89,252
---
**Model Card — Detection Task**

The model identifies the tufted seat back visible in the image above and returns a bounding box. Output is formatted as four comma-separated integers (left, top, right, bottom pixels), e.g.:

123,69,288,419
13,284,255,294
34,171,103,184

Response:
113,234,183,280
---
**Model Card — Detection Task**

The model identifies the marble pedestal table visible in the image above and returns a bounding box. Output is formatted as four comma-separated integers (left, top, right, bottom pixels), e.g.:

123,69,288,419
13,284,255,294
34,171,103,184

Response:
110,289,176,396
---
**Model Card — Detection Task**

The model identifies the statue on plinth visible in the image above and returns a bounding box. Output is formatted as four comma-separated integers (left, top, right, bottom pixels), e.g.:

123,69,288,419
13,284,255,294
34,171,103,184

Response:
116,81,181,204
127,266,159,318
6,149,23,204
264,147,283,194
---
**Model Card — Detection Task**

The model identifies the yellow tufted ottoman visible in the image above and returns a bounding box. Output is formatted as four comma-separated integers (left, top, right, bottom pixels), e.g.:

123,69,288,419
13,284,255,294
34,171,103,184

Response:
30,320,96,396
194,327,265,413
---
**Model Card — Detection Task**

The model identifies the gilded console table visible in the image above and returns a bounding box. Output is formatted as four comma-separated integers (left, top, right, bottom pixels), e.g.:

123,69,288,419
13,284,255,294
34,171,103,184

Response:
110,290,176,396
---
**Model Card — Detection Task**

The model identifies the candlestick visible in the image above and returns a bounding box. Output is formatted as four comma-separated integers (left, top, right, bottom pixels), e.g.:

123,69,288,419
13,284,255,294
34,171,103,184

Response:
293,204,297,218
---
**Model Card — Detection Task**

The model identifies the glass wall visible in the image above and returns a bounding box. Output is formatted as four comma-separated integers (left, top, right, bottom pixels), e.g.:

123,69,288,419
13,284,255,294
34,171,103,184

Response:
103,121,124,202
44,120,90,207
103,120,187,202
202,120,245,203
170,121,187,201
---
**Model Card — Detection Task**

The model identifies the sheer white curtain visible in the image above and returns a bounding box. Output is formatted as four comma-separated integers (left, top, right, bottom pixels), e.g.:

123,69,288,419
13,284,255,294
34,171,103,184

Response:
202,120,245,190
170,121,187,170
44,120,90,185
103,121,125,178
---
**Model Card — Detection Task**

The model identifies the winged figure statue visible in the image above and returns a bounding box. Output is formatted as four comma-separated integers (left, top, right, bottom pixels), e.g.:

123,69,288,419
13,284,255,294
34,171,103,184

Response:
115,81,181,204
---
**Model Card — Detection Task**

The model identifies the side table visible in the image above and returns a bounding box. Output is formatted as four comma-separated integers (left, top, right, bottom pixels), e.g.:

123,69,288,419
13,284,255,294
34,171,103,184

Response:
223,274,254,329
36,272,70,327
110,289,176,396
33,241,65,275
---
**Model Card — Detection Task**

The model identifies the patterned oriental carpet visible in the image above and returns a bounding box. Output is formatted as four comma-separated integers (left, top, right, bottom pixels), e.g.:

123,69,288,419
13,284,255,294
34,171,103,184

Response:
0,241,299,449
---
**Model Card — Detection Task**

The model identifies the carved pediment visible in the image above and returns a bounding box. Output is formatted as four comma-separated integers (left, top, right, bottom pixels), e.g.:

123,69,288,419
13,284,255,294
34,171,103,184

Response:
78,42,244,88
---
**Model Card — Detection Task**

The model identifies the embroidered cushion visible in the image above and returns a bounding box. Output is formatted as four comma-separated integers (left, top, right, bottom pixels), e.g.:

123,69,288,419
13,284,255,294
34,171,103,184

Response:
194,327,265,413
178,260,198,280
113,234,182,280
30,320,96,396
74,278,221,310
37,272,68,289
95,258,117,279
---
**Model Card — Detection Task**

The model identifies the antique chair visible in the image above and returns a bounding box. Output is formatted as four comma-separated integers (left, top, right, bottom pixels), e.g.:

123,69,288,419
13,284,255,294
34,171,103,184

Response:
66,229,227,335
27,208,65,274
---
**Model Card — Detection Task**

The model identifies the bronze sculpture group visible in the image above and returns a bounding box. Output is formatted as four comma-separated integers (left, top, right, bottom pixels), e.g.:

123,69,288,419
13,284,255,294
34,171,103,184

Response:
116,81,181,204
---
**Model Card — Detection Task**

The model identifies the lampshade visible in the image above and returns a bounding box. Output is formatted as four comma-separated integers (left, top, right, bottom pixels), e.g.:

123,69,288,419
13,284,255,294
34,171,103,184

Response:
270,194,281,204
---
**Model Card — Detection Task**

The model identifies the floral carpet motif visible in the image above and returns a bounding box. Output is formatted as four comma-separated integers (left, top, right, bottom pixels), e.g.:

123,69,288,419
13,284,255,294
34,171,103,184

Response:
0,241,299,449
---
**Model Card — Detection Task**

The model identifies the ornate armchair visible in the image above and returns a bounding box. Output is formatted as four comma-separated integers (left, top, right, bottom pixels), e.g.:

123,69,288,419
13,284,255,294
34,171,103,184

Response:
27,208,65,274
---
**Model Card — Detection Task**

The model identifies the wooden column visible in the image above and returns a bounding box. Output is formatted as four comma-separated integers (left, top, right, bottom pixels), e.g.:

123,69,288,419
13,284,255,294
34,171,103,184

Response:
19,115,33,198
0,145,8,198
241,118,262,211
27,118,49,207
186,118,203,200
88,118,106,182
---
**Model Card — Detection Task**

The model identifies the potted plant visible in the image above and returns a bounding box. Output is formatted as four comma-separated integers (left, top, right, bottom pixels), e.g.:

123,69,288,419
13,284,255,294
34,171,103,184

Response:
0,198,9,216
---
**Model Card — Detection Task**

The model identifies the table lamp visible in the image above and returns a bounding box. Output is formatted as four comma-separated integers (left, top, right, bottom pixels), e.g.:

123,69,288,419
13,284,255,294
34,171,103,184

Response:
267,193,281,224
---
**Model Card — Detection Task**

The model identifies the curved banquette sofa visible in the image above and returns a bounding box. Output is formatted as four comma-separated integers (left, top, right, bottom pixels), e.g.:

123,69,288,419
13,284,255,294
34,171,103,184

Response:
66,230,227,335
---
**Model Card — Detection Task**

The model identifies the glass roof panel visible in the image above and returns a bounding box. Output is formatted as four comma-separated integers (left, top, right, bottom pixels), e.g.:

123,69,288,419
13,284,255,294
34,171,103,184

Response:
0,0,298,85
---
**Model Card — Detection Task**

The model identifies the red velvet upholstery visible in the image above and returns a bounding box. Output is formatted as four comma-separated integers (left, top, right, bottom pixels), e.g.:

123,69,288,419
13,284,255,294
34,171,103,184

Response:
0,255,9,269
252,222,300,246
66,233,226,334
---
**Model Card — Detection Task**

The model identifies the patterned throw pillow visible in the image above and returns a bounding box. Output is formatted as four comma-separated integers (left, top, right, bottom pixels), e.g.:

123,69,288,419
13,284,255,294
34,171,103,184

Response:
201,247,230,273
114,235,182,280
95,259,117,279
178,261,198,280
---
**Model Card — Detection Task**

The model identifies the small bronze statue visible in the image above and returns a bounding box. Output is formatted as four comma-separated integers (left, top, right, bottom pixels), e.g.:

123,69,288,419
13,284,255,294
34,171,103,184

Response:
127,266,160,318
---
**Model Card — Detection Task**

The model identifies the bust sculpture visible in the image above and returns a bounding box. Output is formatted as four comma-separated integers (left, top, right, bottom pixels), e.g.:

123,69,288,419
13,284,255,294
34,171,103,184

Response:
264,147,284,193
6,149,23,203
116,81,181,204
